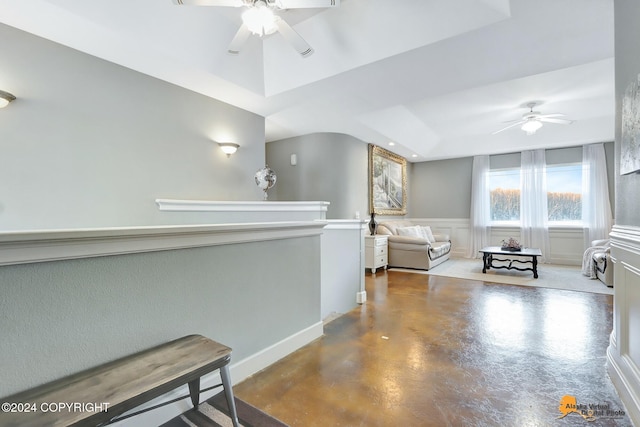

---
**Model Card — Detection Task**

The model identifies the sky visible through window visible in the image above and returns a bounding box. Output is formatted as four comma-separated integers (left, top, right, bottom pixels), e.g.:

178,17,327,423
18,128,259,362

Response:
546,164,582,194
489,169,520,191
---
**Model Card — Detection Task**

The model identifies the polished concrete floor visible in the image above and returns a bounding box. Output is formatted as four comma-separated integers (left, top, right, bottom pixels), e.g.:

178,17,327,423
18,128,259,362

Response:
233,271,632,426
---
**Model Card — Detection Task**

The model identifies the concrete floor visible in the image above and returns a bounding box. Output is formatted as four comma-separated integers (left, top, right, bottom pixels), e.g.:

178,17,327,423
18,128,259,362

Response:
233,270,631,426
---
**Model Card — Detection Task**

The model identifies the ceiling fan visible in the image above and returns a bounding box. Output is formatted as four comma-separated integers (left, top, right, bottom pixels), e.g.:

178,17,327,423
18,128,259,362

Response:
173,0,340,58
492,102,575,136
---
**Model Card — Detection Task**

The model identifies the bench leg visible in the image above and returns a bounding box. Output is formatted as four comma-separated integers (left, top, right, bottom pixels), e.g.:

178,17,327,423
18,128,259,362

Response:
188,378,200,408
220,364,239,427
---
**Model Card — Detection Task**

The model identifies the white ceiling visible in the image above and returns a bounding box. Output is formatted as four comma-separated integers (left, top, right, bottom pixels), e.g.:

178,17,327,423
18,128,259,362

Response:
0,0,614,161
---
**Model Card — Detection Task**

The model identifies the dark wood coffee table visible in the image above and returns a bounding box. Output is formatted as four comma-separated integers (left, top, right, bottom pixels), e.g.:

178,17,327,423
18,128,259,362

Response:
479,246,542,278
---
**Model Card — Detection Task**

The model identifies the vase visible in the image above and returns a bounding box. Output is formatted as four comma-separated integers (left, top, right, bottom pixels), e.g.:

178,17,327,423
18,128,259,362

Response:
368,212,377,235
254,166,277,201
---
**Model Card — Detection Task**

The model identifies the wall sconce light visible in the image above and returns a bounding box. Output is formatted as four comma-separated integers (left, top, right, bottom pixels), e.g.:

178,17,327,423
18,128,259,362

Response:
0,90,16,108
218,142,240,157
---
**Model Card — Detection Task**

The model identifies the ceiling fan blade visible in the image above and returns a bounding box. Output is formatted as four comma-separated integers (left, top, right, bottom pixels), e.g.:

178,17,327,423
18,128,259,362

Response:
173,0,244,6
539,117,574,125
275,0,339,8
228,24,251,55
492,120,526,135
275,17,314,57
538,113,565,118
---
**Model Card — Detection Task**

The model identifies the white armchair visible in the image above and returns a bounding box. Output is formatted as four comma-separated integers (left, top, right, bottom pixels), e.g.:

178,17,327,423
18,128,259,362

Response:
582,239,613,287
592,239,613,287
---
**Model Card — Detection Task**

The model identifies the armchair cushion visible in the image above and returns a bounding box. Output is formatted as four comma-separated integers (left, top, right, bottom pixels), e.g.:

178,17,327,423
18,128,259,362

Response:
394,225,437,243
421,226,436,243
396,225,424,238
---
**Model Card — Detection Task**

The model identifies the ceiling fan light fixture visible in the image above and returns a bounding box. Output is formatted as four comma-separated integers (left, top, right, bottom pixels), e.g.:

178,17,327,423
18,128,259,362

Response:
242,2,277,36
521,119,542,135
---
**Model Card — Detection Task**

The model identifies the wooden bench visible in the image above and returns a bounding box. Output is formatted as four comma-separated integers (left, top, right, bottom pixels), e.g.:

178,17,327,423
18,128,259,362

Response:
0,335,239,427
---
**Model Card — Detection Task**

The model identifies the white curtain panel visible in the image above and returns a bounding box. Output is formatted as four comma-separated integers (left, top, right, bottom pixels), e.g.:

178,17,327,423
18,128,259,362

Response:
582,143,613,247
521,150,551,262
466,155,491,258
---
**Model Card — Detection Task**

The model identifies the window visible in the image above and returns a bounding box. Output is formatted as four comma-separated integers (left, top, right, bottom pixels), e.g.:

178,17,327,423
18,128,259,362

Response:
546,163,582,223
489,168,520,222
488,163,583,224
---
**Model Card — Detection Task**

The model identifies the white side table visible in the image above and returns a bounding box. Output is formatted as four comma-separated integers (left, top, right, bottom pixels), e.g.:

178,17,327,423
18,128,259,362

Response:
365,235,388,274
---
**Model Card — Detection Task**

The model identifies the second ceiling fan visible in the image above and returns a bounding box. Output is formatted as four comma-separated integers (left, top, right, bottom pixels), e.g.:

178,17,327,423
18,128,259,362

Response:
173,0,340,58
492,102,575,136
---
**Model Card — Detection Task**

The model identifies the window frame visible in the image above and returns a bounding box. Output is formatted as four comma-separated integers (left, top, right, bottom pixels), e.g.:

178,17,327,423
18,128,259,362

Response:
487,162,585,228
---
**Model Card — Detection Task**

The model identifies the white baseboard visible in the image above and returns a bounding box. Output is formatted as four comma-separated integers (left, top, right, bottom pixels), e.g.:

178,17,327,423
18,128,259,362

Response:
230,321,324,384
356,291,367,304
111,321,324,426
607,339,640,426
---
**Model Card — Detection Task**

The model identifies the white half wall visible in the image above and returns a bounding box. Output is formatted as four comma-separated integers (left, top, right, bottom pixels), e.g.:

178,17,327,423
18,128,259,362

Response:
321,220,366,320
0,203,330,426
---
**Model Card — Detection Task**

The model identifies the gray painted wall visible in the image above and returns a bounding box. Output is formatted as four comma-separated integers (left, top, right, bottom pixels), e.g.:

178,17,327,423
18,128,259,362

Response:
0,23,266,231
409,143,615,219
266,133,615,221
266,133,369,220
0,237,321,397
615,2,640,227
410,157,473,218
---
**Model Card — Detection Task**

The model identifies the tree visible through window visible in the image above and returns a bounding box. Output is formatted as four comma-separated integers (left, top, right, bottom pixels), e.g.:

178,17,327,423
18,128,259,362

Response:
489,168,520,221
546,164,582,222
488,164,583,223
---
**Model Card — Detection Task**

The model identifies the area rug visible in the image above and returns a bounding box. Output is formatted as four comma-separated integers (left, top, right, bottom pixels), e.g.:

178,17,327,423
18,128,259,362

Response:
390,257,613,295
161,392,289,427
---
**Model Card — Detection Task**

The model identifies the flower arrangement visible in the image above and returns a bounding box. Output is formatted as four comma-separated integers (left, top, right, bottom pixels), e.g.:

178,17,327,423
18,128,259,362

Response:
501,237,522,251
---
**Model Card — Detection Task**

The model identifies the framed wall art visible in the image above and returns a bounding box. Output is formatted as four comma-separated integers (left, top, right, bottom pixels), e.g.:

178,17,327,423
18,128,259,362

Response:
369,144,407,216
621,73,640,175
